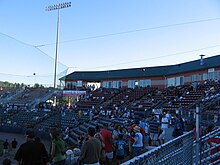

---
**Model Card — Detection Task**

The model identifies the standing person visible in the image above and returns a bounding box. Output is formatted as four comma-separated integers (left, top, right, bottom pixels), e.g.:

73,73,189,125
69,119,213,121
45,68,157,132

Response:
172,114,183,138
139,118,146,130
100,123,114,165
14,130,49,165
129,120,145,156
94,132,106,164
165,111,171,125
149,116,160,146
77,134,84,149
112,125,121,144
115,134,126,165
11,138,18,155
49,127,66,165
160,113,169,144
132,126,143,157
79,127,102,165
3,139,9,155
139,118,148,148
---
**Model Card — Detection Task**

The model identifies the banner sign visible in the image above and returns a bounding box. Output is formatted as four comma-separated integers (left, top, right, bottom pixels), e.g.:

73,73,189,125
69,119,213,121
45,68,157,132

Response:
62,90,86,97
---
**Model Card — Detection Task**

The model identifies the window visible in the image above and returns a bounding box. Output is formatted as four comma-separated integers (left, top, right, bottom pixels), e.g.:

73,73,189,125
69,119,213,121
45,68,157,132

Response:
208,68,215,73
77,81,82,87
102,82,108,88
139,79,151,87
175,76,184,86
215,71,220,79
202,73,207,80
128,80,135,88
191,74,198,82
102,81,112,88
66,82,76,89
208,72,214,80
208,70,220,80
112,81,122,88
167,78,175,87
108,82,112,88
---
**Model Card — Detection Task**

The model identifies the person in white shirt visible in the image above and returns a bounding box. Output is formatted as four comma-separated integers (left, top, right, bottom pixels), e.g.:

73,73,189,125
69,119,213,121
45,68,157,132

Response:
165,111,172,125
159,113,169,144
132,126,143,157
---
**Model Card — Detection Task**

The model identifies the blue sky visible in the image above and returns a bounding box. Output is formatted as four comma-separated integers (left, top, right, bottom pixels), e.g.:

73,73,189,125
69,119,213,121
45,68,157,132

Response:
0,0,220,86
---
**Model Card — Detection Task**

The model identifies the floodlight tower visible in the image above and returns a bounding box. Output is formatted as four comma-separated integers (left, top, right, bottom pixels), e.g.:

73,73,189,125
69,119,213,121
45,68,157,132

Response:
46,2,71,89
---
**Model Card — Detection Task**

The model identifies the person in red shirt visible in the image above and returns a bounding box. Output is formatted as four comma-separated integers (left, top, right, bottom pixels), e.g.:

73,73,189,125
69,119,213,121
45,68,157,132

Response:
100,123,114,165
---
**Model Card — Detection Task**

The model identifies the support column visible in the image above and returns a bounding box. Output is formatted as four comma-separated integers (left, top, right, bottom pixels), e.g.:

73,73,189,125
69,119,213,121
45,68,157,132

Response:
195,104,201,165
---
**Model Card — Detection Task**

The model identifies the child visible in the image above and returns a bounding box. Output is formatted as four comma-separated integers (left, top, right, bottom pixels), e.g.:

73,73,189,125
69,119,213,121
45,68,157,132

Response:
115,134,126,165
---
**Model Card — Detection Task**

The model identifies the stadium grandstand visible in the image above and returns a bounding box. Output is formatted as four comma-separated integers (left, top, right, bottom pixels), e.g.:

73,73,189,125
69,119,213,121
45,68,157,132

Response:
0,55,220,164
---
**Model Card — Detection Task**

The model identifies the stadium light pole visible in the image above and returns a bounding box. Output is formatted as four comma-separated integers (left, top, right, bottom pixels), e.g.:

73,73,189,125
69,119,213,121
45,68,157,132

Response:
45,2,71,89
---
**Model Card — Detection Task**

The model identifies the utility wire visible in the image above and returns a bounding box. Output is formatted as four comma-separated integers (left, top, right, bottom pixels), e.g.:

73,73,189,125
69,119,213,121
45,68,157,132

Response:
1,17,220,73
35,17,220,47
1,44,219,76
0,32,68,68
0,72,54,77
73,44,220,70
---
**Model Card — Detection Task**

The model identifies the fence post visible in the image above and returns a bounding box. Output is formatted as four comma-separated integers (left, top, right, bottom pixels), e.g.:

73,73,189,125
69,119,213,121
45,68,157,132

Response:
195,103,200,165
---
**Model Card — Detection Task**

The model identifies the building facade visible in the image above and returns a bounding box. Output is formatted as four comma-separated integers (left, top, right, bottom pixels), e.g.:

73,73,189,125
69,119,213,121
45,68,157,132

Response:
60,55,220,89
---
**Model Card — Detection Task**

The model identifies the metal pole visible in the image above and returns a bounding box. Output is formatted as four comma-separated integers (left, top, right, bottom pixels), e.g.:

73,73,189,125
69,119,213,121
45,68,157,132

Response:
196,104,200,165
54,9,60,89
53,10,60,106
46,2,71,107
45,2,71,89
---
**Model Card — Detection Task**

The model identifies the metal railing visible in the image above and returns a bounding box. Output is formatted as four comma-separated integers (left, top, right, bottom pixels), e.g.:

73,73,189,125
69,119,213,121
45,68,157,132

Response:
193,127,220,165
122,131,194,165
122,127,220,165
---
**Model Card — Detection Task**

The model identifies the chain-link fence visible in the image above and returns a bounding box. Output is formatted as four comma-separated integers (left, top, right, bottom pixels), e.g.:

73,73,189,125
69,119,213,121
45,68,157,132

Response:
193,127,220,165
122,127,220,165
122,131,194,165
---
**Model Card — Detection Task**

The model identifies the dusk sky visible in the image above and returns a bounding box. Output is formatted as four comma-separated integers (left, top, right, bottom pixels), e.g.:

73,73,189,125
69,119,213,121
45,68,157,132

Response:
0,0,220,86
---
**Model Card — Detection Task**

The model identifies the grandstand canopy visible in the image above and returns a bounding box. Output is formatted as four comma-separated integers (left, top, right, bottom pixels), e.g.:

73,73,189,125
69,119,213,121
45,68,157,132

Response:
60,55,220,82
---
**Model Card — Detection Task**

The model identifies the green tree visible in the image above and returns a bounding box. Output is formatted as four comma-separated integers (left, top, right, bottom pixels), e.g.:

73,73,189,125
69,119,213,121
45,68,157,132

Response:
34,83,40,88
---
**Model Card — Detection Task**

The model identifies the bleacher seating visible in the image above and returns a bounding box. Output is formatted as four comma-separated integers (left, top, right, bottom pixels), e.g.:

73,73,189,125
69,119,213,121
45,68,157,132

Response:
0,81,220,158
8,88,53,107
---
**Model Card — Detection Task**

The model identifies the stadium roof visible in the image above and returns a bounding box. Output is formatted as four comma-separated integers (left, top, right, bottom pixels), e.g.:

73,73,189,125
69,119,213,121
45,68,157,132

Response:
60,55,220,82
